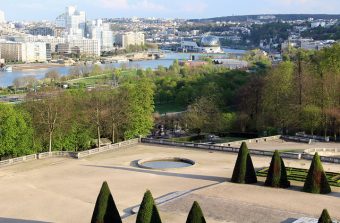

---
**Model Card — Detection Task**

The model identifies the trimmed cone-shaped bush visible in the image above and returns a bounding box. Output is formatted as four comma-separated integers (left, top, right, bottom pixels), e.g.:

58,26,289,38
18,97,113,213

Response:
150,205,162,223
303,153,331,194
231,142,257,184
265,150,290,188
318,209,332,223
91,181,122,223
136,190,162,223
186,201,206,223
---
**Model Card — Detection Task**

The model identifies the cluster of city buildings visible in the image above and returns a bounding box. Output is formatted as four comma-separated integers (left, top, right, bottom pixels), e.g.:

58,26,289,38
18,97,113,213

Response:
0,6,145,64
150,15,339,57
281,38,336,52
0,8,339,65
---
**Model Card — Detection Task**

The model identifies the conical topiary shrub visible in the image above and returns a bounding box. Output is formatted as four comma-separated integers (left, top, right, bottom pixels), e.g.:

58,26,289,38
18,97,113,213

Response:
231,142,257,184
265,150,290,188
303,153,331,194
91,181,122,223
186,201,206,223
136,190,162,223
150,204,162,223
318,209,332,223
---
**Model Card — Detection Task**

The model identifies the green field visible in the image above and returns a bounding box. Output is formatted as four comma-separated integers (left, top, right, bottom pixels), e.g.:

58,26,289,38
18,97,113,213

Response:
67,70,137,85
257,167,340,187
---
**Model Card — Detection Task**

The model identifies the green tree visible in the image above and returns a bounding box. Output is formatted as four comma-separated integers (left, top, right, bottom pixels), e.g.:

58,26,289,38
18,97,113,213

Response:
124,78,155,139
0,104,34,159
186,201,206,223
169,59,180,74
231,142,257,184
183,97,224,135
91,64,103,76
262,61,296,134
91,181,122,223
265,150,290,188
136,190,162,223
318,209,332,223
302,105,322,135
303,153,331,194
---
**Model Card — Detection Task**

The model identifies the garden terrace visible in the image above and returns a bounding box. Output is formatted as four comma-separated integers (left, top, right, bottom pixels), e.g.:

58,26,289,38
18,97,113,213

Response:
0,142,340,222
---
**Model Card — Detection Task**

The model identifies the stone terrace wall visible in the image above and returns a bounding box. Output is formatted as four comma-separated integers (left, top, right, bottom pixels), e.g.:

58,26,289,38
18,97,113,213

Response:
218,135,282,147
0,138,139,168
141,138,340,164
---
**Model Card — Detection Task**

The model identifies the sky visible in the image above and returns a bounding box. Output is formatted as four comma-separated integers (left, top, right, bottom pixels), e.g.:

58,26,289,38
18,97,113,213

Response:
1,0,340,21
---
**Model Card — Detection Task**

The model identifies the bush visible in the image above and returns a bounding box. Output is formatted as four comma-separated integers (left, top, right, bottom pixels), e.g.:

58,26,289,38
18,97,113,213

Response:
231,142,257,184
265,150,290,188
136,190,162,223
303,153,331,194
318,209,332,223
151,205,162,223
186,201,206,223
91,181,122,223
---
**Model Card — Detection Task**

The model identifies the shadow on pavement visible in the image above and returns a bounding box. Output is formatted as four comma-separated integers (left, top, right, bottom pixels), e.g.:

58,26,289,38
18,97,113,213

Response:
0,218,50,223
83,164,227,182
281,218,298,223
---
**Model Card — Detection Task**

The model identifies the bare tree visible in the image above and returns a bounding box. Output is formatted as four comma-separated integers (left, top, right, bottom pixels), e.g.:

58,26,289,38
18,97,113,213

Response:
13,76,38,90
86,89,108,147
45,70,60,83
106,88,129,143
26,89,66,152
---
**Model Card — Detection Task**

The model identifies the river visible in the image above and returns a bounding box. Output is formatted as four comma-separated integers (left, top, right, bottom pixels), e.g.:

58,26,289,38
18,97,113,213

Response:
0,49,247,87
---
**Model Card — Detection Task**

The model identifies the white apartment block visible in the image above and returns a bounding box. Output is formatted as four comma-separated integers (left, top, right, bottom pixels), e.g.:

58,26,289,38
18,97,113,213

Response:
0,41,47,62
0,10,5,23
57,38,100,56
88,20,113,52
116,32,145,49
69,39,100,56
24,35,66,52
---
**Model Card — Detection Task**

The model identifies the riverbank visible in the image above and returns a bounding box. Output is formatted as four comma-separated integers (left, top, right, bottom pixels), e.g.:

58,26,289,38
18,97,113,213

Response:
12,63,66,71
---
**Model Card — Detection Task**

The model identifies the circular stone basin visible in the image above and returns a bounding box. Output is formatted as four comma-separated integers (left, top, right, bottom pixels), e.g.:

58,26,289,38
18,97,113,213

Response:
137,157,195,170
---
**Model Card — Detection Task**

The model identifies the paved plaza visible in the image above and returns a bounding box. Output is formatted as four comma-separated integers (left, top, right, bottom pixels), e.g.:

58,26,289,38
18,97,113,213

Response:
0,142,340,222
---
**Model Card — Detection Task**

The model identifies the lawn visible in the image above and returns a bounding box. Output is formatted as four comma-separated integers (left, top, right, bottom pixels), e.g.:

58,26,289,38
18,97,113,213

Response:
257,167,340,187
155,103,186,114
67,70,137,85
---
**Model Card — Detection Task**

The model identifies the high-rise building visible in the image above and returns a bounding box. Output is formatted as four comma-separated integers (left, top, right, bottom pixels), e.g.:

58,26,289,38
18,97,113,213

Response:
56,6,86,38
0,10,5,23
88,20,113,52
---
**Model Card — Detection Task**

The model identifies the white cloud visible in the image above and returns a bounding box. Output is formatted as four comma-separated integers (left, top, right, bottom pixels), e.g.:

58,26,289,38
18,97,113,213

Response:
100,0,165,11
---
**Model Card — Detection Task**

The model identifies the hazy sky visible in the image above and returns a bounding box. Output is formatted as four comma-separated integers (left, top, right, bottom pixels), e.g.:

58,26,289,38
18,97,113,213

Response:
1,0,340,21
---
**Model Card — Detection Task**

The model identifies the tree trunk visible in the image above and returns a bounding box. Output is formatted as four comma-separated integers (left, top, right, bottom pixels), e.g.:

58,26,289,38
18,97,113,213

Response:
49,131,53,153
97,125,101,148
297,54,303,106
112,122,115,144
